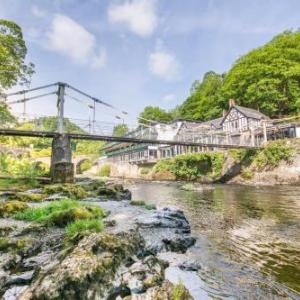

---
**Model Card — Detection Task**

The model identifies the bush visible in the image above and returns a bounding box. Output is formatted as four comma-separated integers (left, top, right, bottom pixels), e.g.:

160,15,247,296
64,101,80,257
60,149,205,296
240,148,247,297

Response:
98,164,111,177
140,166,152,175
65,219,104,239
15,199,105,227
80,160,92,173
31,148,52,158
154,152,225,180
241,168,254,180
0,153,49,178
254,140,294,171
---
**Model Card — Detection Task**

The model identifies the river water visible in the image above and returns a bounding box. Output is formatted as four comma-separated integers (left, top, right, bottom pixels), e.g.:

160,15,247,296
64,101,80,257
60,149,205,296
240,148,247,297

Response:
127,181,300,299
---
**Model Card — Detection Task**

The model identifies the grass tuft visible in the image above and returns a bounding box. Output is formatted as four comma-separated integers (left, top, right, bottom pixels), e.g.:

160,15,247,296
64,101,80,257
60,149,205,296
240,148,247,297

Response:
15,199,105,227
65,219,104,239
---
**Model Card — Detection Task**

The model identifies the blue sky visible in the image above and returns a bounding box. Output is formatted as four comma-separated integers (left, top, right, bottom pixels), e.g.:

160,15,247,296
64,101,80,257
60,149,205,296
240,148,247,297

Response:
1,0,300,125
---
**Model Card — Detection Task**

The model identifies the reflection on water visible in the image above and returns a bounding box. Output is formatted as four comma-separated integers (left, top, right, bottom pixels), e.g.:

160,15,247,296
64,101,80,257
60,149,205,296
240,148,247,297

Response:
128,182,300,299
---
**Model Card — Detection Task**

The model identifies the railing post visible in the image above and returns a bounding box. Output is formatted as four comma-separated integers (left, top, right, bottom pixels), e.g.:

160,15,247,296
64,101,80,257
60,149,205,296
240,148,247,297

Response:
57,83,65,134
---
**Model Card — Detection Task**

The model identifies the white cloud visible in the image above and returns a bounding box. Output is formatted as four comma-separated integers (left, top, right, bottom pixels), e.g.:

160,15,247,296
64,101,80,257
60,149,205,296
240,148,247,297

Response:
46,14,106,68
108,0,158,37
149,48,179,81
162,94,176,103
31,5,46,18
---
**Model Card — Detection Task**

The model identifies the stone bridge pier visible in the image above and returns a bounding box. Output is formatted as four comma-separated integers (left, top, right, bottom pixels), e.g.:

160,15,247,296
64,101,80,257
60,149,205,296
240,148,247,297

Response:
51,135,74,183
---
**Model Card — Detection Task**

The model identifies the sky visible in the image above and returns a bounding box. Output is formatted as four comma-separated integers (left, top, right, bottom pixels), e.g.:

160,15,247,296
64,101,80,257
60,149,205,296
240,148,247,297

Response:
0,0,300,126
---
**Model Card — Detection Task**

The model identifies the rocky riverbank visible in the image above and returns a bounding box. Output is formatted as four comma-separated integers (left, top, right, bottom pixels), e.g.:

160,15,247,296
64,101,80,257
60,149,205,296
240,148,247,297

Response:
91,139,300,186
0,179,195,300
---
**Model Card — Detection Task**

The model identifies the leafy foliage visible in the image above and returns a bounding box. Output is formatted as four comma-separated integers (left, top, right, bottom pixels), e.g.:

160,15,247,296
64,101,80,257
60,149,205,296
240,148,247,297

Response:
112,124,129,137
222,30,300,117
178,71,224,121
139,106,173,125
0,153,49,178
154,152,225,180
0,19,34,89
143,30,300,122
253,140,294,170
98,164,111,177
79,159,92,172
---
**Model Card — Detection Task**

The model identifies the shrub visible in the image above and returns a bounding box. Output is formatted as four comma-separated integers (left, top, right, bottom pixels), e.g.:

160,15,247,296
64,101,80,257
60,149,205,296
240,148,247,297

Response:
15,199,105,227
31,148,52,158
98,164,111,177
0,153,48,178
80,160,93,172
140,166,152,175
154,152,225,180
65,219,104,239
241,168,254,180
253,140,294,171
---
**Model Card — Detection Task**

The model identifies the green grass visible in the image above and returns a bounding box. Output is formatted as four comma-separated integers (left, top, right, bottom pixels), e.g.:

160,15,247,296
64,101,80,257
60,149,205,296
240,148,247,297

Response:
15,199,105,227
65,219,104,239
172,281,191,300
0,178,40,191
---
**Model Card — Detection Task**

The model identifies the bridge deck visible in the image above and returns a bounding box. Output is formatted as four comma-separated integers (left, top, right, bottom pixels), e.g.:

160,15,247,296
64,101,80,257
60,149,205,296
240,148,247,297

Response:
0,129,258,149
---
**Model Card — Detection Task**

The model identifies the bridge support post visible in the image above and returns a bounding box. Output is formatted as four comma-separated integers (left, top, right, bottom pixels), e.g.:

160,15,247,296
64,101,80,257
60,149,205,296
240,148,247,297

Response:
50,135,74,183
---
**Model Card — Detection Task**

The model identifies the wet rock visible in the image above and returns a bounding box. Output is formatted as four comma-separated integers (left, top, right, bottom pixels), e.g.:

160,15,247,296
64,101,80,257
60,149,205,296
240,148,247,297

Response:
5,270,34,286
2,285,28,300
137,207,190,230
163,236,196,253
28,232,144,300
178,261,201,272
137,207,194,254
22,251,53,270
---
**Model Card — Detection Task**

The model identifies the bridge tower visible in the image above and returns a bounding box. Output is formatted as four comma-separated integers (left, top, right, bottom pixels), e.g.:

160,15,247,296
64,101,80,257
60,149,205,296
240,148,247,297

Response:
50,83,74,183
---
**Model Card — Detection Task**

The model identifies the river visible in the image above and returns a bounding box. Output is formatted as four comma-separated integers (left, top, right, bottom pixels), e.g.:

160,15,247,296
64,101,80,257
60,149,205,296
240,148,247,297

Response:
127,181,300,299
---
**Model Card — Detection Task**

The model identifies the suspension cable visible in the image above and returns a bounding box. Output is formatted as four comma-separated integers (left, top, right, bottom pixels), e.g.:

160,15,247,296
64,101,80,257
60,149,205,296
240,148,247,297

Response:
4,83,59,97
6,91,57,105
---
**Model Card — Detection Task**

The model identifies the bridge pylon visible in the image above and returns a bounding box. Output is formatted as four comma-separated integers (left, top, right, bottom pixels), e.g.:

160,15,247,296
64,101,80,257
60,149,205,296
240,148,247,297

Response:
50,135,74,183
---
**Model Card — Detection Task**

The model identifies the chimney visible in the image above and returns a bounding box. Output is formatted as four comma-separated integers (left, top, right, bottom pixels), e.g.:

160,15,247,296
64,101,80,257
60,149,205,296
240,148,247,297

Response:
222,109,227,117
229,99,236,107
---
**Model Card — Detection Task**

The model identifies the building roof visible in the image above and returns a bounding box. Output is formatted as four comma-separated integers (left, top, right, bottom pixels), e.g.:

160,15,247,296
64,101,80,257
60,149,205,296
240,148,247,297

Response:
201,117,223,129
234,105,270,120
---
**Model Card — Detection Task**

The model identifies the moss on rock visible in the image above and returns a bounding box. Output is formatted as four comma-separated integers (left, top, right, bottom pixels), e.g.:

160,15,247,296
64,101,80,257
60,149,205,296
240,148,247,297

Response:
12,192,45,202
43,184,88,199
0,200,28,217
30,232,143,299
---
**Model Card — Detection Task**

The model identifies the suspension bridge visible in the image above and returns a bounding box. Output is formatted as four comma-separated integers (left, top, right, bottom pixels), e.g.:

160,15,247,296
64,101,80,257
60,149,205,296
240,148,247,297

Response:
0,82,257,183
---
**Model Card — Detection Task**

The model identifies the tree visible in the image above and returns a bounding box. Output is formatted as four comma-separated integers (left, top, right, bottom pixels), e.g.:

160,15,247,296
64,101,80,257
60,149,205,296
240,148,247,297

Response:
0,19,34,89
222,30,300,117
138,106,173,125
113,124,129,137
178,71,224,121
0,102,15,125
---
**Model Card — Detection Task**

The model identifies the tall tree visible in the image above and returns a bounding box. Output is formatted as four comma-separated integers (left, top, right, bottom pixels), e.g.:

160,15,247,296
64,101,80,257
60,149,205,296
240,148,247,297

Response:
179,71,224,121
222,30,300,117
0,19,34,89
113,124,129,137
138,106,173,125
